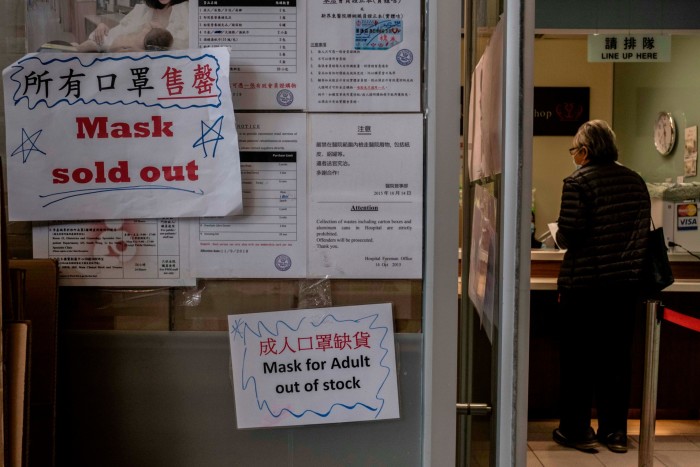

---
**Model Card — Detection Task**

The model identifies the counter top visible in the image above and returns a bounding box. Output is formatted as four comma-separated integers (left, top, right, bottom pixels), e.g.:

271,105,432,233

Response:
530,277,700,292
459,250,700,293
530,249,700,291
531,249,564,261
531,249,700,262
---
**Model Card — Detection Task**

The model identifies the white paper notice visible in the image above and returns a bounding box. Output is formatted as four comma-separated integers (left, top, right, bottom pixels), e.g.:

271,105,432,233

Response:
32,218,195,287
191,0,307,110
3,48,242,221
308,113,423,278
228,303,400,428
547,222,566,250
307,0,421,112
191,113,307,277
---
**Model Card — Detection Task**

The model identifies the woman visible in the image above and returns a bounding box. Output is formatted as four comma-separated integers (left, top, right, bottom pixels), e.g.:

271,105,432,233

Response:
552,120,650,454
76,0,188,52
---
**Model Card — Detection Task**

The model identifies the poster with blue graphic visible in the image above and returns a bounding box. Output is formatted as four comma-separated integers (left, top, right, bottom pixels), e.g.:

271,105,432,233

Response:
307,0,421,112
228,303,400,428
3,47,242,221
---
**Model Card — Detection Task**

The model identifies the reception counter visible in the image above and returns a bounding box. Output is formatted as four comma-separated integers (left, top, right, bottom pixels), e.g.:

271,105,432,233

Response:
528,249,700,420
531,249,700,291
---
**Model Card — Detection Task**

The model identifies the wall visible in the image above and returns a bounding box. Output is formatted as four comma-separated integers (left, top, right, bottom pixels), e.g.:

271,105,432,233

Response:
532,37,613,240
614,35,700,184
533,35,700,241
536,0,700,31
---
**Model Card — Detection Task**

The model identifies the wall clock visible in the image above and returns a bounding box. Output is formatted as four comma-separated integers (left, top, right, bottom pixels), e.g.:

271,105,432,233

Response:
654,111,676,156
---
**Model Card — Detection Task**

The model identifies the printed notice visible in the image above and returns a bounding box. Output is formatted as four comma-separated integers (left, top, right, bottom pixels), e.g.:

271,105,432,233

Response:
192,0,307,110
684,125,698,177
308,113,423,278
33,218,194,286
191,112,307,277
228,303,400,428
307,0,421,112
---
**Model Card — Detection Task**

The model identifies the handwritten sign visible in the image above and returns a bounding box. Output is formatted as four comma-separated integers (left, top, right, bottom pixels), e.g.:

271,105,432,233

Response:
228,303,400,428
2,48,242,221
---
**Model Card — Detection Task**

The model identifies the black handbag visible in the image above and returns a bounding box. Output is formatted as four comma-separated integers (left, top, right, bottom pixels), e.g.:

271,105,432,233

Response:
644,221,675,293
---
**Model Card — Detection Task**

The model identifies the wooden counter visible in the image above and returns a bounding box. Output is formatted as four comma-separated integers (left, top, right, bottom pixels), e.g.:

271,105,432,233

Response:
529,250,700,420
531,250,700,292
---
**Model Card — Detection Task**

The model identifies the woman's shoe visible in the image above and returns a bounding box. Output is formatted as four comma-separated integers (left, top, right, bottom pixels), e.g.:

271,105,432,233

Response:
598,431,628,453
552,427,598,452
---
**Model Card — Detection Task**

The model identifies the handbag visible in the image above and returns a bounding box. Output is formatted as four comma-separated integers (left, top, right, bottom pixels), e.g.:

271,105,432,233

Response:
644,220,675,293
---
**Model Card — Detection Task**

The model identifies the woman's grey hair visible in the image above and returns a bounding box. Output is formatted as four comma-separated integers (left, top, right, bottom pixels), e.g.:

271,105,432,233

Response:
572,119,618,162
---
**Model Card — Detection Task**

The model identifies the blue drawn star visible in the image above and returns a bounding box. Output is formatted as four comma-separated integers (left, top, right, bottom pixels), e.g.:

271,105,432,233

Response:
193,115,224,158
11,128,46,163
231,318,245,340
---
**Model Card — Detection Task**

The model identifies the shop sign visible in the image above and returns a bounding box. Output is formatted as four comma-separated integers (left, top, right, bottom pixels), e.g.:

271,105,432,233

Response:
533,87,589,136
228,303,400,428
588,34,671,62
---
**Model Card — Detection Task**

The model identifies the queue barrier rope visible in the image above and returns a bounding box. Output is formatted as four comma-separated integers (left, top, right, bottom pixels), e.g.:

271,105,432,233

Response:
639,302,700,466
662,307,700,333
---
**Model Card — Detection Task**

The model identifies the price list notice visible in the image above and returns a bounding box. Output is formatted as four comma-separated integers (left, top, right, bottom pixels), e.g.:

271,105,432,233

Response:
198,152,298,242
189,112,307,278
197,0,298,74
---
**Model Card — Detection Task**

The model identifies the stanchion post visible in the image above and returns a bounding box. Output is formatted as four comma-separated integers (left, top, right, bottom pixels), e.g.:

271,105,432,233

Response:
639,299,662,467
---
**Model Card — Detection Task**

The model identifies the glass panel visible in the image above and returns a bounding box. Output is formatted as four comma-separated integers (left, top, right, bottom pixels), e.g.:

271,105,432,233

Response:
59,332,423,466
459,0,503,464
3,1,428,464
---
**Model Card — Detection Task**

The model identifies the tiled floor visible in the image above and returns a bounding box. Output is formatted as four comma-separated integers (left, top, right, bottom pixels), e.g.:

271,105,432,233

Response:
528,420,700,466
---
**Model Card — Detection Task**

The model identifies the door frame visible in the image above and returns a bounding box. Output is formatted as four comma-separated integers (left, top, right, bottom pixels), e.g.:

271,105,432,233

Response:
451,0,535,465
422,0,462,465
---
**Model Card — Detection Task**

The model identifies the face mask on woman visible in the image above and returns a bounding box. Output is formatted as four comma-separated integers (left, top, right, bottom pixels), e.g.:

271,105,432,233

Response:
569,145,585,171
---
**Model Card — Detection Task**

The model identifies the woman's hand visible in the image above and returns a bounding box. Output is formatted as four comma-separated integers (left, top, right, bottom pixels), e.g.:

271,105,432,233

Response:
92,23,110,45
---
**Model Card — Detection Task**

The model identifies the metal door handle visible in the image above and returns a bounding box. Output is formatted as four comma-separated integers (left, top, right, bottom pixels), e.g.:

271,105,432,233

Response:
456,403,492,416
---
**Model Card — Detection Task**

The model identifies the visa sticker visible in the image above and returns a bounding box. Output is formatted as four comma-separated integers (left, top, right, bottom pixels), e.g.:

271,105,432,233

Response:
677,203,698,231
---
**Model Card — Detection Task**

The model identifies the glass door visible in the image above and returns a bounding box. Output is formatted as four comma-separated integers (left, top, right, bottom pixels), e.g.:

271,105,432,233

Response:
459,0,534,465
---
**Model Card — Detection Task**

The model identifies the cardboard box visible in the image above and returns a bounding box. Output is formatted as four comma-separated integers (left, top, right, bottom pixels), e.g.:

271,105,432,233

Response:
172,279,422,333
8,259,59,467
59,287,170,331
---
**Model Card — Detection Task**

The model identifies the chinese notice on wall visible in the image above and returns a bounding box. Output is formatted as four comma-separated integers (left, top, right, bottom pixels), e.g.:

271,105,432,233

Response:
228,303,400,428
191,0,307,110
308,113,423,279
33,218,194,287
3,48,242,221
191,0,421,111
18,0,427,285
307,0,421,111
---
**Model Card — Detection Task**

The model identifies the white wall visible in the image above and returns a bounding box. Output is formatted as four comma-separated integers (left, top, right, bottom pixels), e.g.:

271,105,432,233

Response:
614,36,700,184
